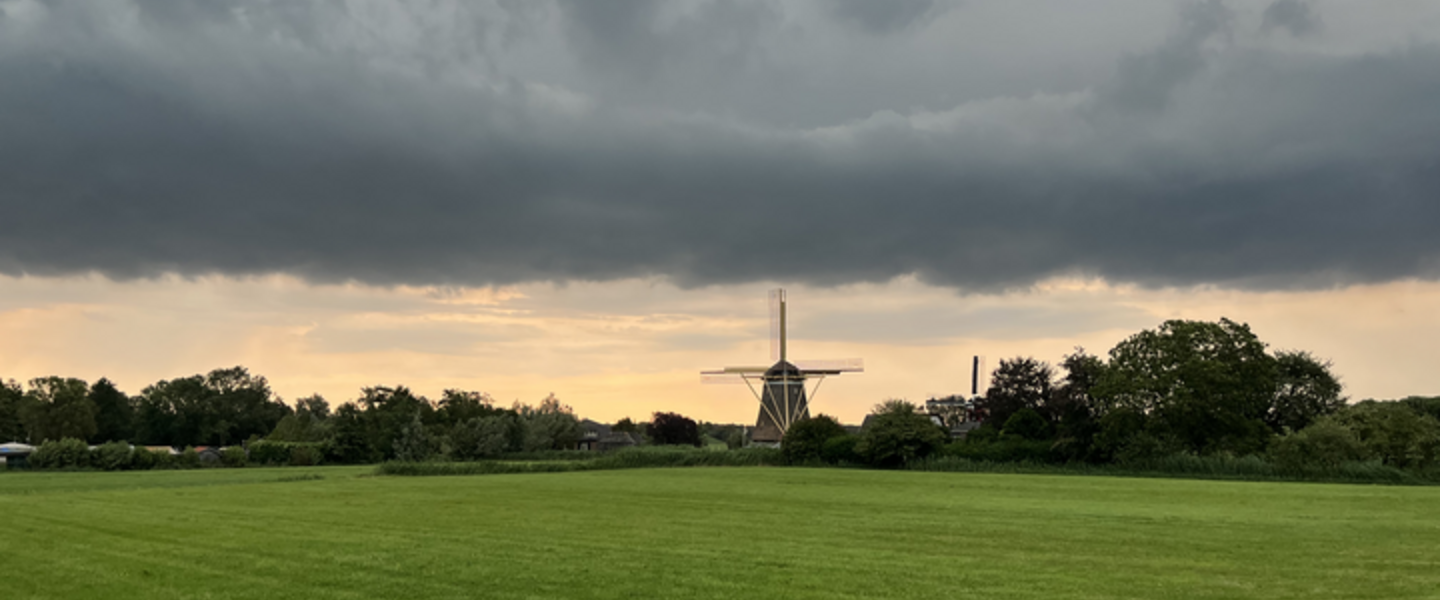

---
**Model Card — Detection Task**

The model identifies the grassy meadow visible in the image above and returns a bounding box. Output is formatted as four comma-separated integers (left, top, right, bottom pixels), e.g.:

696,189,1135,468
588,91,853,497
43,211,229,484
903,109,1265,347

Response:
3,466,1438,599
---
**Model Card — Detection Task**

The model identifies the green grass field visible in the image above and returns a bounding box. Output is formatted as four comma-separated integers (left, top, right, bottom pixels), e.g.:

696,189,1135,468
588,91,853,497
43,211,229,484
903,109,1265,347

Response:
3,466,1438,599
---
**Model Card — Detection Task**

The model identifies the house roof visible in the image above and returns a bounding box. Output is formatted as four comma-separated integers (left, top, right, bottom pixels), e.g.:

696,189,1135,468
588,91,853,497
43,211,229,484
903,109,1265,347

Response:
0,442,36,454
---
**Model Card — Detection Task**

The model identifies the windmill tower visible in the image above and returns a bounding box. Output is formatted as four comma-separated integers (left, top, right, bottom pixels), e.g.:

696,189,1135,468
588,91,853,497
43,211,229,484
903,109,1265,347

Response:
702,289,863,444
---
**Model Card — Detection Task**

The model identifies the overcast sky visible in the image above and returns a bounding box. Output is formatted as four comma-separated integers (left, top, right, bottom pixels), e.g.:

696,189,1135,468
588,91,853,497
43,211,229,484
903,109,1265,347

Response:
2,0,1438,422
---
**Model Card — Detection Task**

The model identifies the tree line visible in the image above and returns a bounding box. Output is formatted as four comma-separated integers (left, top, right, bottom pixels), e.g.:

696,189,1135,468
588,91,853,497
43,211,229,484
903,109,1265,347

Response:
780,318,1440,475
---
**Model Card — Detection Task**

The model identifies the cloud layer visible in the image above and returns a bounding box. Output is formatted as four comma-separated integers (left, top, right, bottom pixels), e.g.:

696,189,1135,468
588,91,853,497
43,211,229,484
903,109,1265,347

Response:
2,0,1439,291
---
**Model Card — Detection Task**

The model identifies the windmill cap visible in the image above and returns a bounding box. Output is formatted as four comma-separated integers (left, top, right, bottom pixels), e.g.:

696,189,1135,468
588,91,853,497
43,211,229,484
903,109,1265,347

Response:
765,360,804,378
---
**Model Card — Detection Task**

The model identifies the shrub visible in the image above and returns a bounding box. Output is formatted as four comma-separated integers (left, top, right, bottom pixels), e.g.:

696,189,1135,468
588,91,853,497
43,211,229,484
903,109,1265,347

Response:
821,435,862,465
178,447,202,469
30,438,91,470
289,445,321,466
91,441,132,471
781,415,848,464
945,438,1057,463
248,441,291,465
1269,418,1370,469
448,415,513,461
221,446,248,468
130,446,159,470
856,401,949,468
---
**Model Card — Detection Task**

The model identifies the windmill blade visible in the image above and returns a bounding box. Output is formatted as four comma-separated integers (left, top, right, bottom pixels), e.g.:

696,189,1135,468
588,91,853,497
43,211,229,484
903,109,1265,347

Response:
769,288,783,362
701,374,749,384
793,358,864,373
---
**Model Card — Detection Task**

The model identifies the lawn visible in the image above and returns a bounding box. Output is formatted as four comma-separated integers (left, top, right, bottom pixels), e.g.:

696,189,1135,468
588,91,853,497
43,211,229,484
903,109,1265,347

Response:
2,466,1437,599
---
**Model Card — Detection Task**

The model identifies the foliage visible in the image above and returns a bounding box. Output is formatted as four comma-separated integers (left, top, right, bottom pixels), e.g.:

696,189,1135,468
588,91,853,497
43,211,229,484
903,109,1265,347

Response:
1094,318,1278,455
647,411,702,447
88,378,134,445
393,412,432,462
517,394,583,452
1001,408,1051,441
820,435,861,464
856,400,948,468
781,415,848,464
1269,418,1369,469
0,378,26,443
134,367,290,447
1269,351,1346,433
91,441,133,471
178,447,202,469
289,444,321,466
130,446,160,470
447,415,513,460
222,446,248,468
1330,400,1440,469
1049,348,1105,459
29,437,92,470
267,394,332,443
23,377,97,443
978,357,1054,428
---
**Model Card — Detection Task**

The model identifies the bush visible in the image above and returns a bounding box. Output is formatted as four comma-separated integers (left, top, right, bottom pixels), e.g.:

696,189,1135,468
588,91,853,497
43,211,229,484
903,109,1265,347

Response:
781,415,848,464
289,445,321,466
91,441,132,471
1269,418,1370,469
856,401,949,468
448,415,513,461
946,438,1057,463
178,447,202,469
221,446,248,468
130,446,159,470
821,435,861,465
29,438,91,470
248,441,291,465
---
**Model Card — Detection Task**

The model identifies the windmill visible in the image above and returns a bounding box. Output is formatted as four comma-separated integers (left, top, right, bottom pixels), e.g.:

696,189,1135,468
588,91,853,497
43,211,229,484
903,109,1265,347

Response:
702,289,863,444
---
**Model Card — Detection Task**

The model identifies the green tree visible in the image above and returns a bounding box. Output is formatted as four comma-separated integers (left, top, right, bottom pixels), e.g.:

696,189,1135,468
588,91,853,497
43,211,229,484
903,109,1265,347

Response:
856,400,948,468
88,378,134,444
979,357,1054,429
648,411,702,447
437,390,500,426
518,394,583,452
1331,401,1440,469
268,394,332,442
1050,348,1105,459
1269,351,1345,433
0,378,27,442
327,403,375,464
23,377,96,443
781,415,848,464
357,386,433,460
1268,417,1369,469
1094,319,1278,455
393,411,432,462
448,414,513,460
1001,408,1051,441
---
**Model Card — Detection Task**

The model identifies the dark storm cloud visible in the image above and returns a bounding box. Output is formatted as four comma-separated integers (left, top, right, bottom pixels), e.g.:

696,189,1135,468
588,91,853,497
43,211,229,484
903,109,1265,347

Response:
1261,0,1320,37
1,0,1439,292
829,0,941,34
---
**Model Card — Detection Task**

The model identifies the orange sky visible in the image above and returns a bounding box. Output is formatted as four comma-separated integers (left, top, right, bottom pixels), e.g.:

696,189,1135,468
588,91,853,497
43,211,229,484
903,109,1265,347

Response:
1,273,1436,425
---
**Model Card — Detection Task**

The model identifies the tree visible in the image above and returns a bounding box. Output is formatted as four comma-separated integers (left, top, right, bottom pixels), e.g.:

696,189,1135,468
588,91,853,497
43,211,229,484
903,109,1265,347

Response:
1330,401,1440,469
1001,408,1051,441
437,389,499,426
393,411,432,462
357,386,433,460
856,400,948,468
517,394,583,452
1094,319,1278,455
23,377,96,443
648,412,701,446
134,367,290,447
1269,351,1346,433
979,357,1054,429
781,415,848,464
88,378,134,444
1268,417,1369,469
0,378,27,442
327,403,375,464
449,414,513,460
268,394,332,442
1050,348,1105,459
